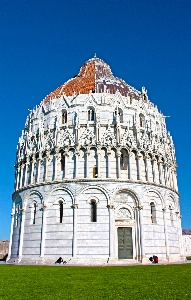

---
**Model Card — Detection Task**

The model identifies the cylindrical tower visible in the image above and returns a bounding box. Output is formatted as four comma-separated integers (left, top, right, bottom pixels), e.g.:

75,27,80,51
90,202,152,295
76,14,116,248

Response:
9,57,184,264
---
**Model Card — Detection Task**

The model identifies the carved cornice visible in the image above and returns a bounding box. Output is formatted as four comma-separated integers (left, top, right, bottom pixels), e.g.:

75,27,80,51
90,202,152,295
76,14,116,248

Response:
13,177,179,196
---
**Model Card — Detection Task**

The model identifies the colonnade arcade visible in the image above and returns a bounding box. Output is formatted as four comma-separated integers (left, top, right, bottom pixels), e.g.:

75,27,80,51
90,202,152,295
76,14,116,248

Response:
15,146,178,192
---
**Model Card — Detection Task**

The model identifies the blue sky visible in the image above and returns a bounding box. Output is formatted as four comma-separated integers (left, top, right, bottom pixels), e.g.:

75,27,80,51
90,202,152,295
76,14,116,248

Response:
0,0,191,240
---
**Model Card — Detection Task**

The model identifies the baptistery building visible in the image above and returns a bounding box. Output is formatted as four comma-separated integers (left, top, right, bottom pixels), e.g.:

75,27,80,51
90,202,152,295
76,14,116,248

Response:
8,57,184,264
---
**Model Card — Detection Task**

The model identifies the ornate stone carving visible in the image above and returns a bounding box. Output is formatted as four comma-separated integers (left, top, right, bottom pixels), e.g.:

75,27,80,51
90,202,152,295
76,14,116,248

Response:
121,129,136,148
42,130,55,151
116,207,132,219
79,128,96,146
101,128,116,146
59,129,75,147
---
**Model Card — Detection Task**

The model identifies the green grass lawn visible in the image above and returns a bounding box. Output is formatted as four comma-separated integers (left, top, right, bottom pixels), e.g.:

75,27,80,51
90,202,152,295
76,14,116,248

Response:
0,264,191,299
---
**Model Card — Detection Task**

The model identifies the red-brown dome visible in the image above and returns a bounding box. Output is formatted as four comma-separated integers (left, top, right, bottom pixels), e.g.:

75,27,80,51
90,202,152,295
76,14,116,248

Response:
44,57,140,103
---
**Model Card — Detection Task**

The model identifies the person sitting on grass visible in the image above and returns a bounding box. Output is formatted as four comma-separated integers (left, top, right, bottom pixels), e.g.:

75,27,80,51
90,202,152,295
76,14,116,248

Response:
55,257,63,264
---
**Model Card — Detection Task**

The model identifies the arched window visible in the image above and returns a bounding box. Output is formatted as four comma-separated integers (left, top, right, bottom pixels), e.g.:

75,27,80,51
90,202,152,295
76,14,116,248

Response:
150,202,156,224
115,107,123,123
59,201,63,223
139,114,145,127
61,155,65,171
120,153,124,169
91,200,97,222
88,109,95,121
33,202,37,225
120,149,128,170
120,152,126,169
62,110,67,124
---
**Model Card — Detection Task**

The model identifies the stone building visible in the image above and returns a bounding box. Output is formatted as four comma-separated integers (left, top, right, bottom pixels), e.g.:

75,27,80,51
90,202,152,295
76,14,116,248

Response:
0,240,9,260
182,230,191,257
8,57,184,264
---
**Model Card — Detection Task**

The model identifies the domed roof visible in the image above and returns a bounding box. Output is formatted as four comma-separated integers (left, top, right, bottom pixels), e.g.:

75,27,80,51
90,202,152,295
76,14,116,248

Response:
44,57,140,103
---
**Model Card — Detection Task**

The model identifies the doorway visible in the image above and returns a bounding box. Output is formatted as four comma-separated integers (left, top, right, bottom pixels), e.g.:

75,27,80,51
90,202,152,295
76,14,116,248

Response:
118,227,133,259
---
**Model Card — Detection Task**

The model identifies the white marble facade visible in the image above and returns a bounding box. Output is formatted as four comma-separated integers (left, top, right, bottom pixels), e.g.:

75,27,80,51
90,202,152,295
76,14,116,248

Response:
8,57,184,264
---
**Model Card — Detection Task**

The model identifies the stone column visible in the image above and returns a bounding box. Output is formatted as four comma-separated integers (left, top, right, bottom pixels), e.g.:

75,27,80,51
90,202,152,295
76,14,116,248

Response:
30,157,35,185
173,171,178,191
37,157,41,183
144,157,148,181
14,168,17,191
151,158,156,183
168,167,171,187
75,152,79,178
128,152,132,180
168,166,172,187
158,158,163,184
96,122,100,143
7,204,15,261
75,125,79,144
139,206,145,262
163,163,167,185
24,162,28,186
16,166,20,191
117,151,121,179
18,208,26,261
136,154,141,180
116,125,121,144
134,208,139,261
14,169,17,191
167,165,170,187
97,149,101,178
172,170,175,189
64,152,69,179
72,203,78,258
171,168,175,189
162,207,169,260
171,170,174,189
166,165,170,186
107,152,111,178
41,204,47,258
45,152,50,182
54,153,58,181
19,165,24,189
86,150,90,178
54,150,60,181
108,204,115,258
44,157,47,182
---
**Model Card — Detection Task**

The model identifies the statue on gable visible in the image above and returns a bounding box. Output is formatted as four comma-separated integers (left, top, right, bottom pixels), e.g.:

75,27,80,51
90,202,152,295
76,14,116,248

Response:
142,86,148,101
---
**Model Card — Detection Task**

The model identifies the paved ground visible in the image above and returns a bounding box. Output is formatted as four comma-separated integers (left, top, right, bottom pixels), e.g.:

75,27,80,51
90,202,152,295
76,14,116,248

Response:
4,259,191,267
